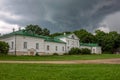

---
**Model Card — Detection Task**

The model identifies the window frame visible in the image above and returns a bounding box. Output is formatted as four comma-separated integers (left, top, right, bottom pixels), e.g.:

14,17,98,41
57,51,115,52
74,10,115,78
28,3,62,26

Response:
11,41,14,49
23,42,27,49
47,45,49,51
36,43,39,50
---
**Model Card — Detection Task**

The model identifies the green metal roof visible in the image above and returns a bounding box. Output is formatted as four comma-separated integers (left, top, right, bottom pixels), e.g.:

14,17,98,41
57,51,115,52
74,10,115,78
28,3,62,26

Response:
0,30,66,44
80,43,99,47
55,33,73,39
45,37,66,43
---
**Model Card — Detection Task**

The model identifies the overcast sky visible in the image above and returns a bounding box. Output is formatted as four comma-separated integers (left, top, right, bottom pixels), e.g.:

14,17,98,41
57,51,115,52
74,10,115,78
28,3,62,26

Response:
0,0,120,34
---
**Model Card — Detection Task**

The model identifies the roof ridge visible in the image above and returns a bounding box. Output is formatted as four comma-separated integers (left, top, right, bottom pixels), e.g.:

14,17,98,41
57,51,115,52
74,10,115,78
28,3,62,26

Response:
0,30,66,44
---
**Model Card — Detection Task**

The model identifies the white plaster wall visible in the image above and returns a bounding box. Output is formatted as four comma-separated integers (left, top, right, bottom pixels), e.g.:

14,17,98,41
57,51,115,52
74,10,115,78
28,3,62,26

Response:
66,38,80,52
92,47,102,54
16,35,45,54
0,35,45,55
59,34,80,52
45,42,66,55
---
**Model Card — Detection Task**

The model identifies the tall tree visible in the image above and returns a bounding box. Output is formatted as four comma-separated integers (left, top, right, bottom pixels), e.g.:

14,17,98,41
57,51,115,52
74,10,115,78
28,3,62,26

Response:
25,24,50,36
42,28,50,36
0,41,9,55
25,24,42,35
95,30,120,53
95,30,107,46
74,29,95,43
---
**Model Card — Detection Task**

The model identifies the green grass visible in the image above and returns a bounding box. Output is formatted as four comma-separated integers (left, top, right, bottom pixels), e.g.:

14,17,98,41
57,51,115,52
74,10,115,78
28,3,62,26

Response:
0,64,120,80
0,54,120,61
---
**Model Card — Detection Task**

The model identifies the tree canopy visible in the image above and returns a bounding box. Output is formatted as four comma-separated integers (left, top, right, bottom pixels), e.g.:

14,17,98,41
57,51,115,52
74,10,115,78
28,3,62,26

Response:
0,41,9,55
25,24,50,36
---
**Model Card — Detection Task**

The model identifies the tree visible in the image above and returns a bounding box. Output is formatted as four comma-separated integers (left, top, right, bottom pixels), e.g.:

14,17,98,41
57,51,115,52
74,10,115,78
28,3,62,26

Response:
50,33,63,37
0,41,9,55
74,29,95,43
42,28,50,36
25,24,50,36
50,31,72,37
95,30,120,53
25,24,43,35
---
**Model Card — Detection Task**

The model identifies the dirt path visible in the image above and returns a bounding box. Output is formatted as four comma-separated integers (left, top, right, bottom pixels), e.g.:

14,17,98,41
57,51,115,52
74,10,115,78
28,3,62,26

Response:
0,58,120,64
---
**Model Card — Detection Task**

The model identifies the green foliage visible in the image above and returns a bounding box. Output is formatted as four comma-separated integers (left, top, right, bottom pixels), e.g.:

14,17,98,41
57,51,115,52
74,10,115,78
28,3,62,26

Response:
0,41,9,55
95,30,120,53
53,53,59,55
35,52,39,56
68,47,81,55
74,29,96,43
42,28,50,36
50,31,72,37
81,48,91,55
25,24,50,36
50,33,63,37
63,53,68,55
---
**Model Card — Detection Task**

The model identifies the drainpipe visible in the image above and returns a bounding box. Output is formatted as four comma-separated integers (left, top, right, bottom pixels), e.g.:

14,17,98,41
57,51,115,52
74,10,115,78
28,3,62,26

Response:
15,33,16,55
13,28,16,55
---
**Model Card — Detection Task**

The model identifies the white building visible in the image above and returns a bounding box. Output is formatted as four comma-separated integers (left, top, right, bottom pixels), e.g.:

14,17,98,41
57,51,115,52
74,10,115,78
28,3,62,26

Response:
80,43,102,54
0,30,102,55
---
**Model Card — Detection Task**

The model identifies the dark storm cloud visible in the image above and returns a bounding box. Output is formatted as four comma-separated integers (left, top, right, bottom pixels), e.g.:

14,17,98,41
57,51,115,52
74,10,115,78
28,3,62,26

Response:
1,0,120,33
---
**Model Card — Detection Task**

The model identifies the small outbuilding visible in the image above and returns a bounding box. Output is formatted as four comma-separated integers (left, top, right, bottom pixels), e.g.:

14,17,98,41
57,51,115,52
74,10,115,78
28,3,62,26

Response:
114,48,120,54
80,43,102,54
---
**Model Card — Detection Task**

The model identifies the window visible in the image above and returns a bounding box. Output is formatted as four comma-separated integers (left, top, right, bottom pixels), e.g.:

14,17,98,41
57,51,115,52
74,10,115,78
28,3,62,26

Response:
23,42,27,49
62,47,64,51
71,35,75,39
56,46,58,51
47,45,49,51
36,43,39,49
72,41,74,45
11,41,14,49
68,40,69,45
68,47,69,50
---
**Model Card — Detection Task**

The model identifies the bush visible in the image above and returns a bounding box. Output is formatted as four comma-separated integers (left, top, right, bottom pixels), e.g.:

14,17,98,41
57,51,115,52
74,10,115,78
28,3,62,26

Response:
53,53,59,55
35,52,39,56
81,48,91,55
0,41,9,55
68,47,81,55
63,53,68,55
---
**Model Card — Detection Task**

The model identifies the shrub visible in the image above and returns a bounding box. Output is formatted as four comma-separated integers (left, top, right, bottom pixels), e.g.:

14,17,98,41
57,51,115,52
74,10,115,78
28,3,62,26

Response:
81,48,91,55
68,47,81,55
0,41,9,55
63,53,68,55
35,52,39,56
53,53,59,55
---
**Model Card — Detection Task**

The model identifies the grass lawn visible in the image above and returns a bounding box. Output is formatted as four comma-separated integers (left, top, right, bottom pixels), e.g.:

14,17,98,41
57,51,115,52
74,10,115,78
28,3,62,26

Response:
0,54,120,61
0,64,120,80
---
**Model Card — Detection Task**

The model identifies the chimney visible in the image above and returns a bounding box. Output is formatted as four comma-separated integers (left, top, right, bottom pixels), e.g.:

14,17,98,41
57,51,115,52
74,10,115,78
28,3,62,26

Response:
19,27,21,31
13,28,15,32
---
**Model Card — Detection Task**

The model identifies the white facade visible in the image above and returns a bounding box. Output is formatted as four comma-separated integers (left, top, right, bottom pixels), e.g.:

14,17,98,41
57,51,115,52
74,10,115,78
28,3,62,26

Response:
0,31,102,55
0,34,67,55
45,42,66,55
59,34,80,52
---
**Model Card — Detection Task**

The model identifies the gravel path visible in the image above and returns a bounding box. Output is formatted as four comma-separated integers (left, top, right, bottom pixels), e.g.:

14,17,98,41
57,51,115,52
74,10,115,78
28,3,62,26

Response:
0,58,120,64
